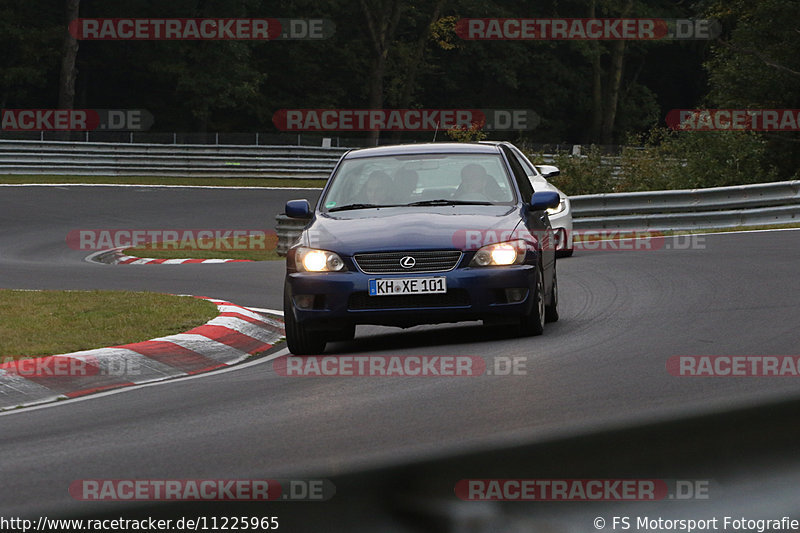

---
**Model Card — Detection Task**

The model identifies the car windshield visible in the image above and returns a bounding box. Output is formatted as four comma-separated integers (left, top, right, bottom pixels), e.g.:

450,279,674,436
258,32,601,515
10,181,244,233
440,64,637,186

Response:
321,153,515,211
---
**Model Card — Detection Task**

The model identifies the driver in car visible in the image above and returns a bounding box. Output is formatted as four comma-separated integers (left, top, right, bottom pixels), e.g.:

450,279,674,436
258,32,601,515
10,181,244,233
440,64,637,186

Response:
360,170,394,204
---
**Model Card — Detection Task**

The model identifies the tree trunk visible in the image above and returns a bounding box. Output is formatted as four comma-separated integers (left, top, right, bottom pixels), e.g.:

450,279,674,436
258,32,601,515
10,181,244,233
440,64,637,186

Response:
589,0,603,143
391,0,446,142
58,0,80,110
359,0,402,146
600,0,633,145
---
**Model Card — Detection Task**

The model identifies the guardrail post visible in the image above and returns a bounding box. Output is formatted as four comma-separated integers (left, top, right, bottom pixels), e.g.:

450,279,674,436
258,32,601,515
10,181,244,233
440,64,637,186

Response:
275,214,311,256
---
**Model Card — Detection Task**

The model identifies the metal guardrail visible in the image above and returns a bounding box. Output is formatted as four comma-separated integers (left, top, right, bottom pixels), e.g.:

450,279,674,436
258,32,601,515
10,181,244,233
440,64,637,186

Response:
0,139,348,179
1,139,794,244
571,180,800,231
276,180,800,254
275,215,310,256
570,180,800,216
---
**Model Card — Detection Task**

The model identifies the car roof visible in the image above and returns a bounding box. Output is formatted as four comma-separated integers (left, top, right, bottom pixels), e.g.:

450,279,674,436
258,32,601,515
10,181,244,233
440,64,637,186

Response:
343,142,501,159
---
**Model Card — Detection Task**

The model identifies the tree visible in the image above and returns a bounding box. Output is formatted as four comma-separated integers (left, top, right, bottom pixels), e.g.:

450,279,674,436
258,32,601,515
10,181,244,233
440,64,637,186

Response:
58,0,80,110
704,0,800,178
359,0,402,144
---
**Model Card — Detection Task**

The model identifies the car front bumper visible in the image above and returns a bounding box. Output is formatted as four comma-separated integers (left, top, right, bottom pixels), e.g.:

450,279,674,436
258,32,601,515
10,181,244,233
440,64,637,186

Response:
286,264,538,330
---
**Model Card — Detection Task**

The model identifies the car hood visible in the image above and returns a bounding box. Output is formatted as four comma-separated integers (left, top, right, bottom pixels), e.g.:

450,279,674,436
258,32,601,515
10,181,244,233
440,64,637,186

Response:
302,205,523,256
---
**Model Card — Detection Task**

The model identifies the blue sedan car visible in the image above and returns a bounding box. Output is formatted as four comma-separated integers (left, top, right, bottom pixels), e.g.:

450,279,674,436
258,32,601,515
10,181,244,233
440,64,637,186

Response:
283,142,561,354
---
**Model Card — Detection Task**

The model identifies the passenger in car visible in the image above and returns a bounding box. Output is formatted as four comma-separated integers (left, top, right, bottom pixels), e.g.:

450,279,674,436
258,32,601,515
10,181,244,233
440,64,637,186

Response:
455,163,504,201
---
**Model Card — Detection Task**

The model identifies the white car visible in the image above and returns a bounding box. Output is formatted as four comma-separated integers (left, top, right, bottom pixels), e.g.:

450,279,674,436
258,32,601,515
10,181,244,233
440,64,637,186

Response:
481,142,574,257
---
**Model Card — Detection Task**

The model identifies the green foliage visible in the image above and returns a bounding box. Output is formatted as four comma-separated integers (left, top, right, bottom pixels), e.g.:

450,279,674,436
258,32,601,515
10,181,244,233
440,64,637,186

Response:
0,2,61,107
524,146,617,196
703,0,800,180
522,127,777,195
615,128,777,191
446,122,487,142
1,0,797,191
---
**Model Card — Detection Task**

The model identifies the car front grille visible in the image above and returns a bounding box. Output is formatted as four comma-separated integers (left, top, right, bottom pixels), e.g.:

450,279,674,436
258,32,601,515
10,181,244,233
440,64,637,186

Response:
348,290,470,310
353,250,462,274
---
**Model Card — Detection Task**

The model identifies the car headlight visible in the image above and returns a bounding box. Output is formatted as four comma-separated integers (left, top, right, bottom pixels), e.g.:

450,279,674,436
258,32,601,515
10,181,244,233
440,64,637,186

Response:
470,240,527,266
547,197,567,215
294,246,345,272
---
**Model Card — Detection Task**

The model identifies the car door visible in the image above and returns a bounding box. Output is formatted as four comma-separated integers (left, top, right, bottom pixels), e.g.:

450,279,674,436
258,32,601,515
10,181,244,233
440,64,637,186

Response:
499,146,556,279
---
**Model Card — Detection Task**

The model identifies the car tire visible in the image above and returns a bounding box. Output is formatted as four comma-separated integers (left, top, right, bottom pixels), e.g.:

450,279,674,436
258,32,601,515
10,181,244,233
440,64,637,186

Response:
518,266,545,336
284,290,327,355
556,248,573,258
545,263,559,323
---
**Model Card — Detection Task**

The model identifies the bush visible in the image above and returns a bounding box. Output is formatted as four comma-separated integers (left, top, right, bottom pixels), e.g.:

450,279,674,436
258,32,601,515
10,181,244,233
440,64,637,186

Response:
616,128,778,192
523,145,617,196
524,128,779,195
446,122,487,142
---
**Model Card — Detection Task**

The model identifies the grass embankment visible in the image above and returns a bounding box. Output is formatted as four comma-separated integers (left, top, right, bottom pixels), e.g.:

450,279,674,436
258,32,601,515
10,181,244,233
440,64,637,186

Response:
0,290,218,359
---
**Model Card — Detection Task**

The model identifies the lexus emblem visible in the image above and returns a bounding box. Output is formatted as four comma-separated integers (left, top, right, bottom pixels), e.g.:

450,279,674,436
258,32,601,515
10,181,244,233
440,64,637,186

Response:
400,256,416,269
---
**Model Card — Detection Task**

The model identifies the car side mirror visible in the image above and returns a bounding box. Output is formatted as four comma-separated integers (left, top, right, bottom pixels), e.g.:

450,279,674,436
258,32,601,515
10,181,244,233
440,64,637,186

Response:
537,165,560,179
530,191,560,211
285,199,312,219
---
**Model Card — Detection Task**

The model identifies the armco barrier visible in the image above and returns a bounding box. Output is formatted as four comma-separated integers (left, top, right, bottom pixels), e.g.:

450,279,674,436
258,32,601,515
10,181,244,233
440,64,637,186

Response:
570,180,800,231
276,215,310,255
570,180,800,216
0,139,348,179
0,140,794,245
275,180,800,254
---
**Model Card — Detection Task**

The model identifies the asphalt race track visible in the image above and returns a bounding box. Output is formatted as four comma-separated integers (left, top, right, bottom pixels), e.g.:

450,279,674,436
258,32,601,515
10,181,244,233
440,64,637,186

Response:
2,185,800,530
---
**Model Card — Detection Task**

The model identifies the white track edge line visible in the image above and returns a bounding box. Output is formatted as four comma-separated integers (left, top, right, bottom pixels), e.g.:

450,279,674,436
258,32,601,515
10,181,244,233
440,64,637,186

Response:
0,347,290,417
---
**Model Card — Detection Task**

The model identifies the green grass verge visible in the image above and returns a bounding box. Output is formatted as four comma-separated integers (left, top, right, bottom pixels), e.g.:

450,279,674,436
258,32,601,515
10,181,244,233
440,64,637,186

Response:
0,290,218,359
124,234,284,261
0,174,326,188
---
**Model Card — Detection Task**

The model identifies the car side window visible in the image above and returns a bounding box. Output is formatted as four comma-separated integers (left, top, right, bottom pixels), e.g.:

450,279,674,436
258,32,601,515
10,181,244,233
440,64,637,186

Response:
501,146,535,202
511,146,539,177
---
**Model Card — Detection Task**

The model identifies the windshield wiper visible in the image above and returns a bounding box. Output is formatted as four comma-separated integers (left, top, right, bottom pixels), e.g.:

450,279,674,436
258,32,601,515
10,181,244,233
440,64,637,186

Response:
327,203,401,212
405,199,493,206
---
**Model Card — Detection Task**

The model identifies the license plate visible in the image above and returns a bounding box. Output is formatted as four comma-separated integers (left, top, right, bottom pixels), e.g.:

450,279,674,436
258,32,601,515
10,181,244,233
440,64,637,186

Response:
369,277,447,296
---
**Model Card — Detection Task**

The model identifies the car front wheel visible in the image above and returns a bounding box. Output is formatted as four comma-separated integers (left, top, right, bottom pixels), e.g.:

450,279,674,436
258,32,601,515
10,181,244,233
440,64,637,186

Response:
284,290,327,355
545,263,559,323
518,266,545,336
